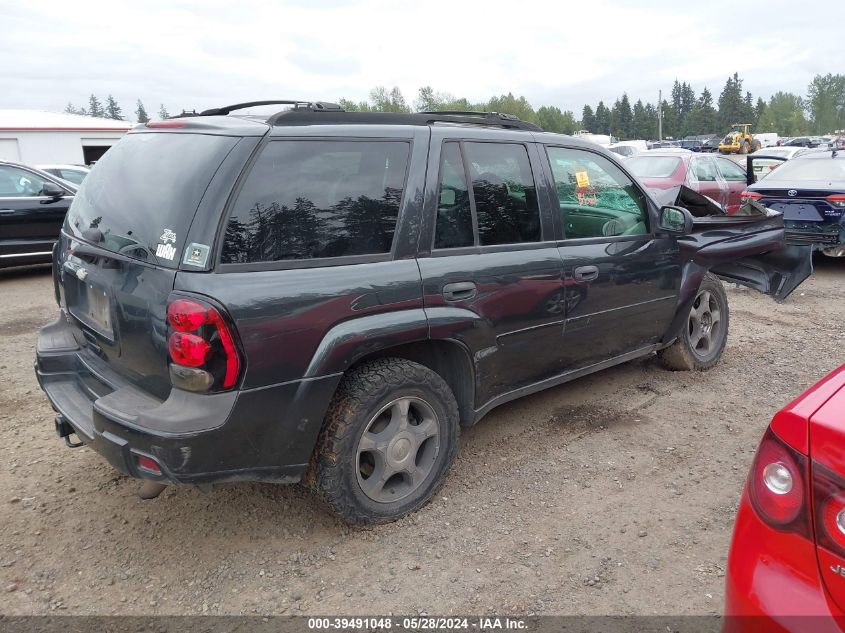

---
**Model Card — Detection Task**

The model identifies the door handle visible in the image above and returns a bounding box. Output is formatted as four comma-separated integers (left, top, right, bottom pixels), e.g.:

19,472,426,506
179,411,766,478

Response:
0,209,15,215
573,265,599,282
442,281,477,301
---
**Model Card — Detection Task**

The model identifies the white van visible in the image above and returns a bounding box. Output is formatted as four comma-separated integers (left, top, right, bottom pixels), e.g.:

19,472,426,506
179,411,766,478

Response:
754,133,779,148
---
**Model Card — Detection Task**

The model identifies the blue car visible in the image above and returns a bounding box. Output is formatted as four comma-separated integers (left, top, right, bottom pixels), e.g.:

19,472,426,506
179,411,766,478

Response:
743,147,845,257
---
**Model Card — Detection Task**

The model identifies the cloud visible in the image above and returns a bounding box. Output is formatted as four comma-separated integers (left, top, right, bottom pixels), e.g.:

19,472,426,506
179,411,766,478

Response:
0,0,841,118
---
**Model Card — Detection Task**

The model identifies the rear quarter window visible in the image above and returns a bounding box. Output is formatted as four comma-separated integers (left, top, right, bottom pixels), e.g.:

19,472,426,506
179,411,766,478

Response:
221,140,410,264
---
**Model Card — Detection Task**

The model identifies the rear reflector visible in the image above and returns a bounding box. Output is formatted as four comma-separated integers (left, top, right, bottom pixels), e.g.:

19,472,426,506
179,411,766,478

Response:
136,455,162,475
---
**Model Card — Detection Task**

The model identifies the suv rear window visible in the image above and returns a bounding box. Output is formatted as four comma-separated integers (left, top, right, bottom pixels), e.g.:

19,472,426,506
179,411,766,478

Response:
65,132,238,268
627,156,682,178
221,140,410,264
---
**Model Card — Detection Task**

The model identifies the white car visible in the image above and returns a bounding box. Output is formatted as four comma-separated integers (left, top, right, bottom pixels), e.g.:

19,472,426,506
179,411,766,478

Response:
747,147,808,179
35,164,89,186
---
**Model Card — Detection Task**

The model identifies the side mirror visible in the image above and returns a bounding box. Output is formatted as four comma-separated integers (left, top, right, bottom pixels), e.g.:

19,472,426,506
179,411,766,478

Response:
41,181,65,198
658,205,693,235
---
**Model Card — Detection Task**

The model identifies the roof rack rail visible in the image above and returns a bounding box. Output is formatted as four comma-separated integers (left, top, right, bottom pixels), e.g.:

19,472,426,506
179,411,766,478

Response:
199,100,344,117
265,109,542,131
419,110,538,130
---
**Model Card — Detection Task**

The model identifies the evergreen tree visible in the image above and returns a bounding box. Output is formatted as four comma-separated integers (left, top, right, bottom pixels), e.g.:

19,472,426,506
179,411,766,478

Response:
594,101,611,135
684,87,718,135
158,104,170,119
580,105,596,132
717,73,746,130
643,103,659,139
105,95,123,120
611,94,633,139
87,94,104,118
754,97,767,125
135,99,149,124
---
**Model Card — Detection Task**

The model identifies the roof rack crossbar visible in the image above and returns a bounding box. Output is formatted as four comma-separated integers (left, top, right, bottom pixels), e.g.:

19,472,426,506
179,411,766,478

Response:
200,100,343,117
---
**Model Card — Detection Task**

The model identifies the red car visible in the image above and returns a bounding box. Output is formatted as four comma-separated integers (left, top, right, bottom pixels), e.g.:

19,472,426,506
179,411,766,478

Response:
627,150,749,213
725,364,845,631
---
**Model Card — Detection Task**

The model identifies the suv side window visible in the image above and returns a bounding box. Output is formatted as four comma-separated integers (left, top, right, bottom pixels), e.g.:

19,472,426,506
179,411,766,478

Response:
715,157,747,182
463,142,541,246
221,140,410,264
0,165,48,197
546,147,648,239
691,157,718,182
434,142,473,249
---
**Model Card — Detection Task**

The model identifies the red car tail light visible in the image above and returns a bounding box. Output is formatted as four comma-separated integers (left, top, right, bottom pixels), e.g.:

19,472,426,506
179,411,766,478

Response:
166,296,241,391
813,463,845,556
740,190,763,200
748,427,810,536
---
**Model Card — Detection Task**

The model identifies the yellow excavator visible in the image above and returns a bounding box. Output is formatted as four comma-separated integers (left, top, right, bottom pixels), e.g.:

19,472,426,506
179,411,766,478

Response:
718,123,762,154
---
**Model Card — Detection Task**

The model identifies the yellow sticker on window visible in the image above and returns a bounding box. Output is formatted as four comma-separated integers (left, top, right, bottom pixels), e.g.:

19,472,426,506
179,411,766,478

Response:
575,171,590,188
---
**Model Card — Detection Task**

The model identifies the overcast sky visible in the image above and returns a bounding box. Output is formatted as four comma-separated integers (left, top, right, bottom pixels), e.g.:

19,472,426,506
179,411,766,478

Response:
2,0,842,120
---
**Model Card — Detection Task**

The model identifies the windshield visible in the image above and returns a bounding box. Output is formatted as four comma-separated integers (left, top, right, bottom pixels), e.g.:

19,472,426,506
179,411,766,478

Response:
66,132,238,268
627,156,682,178
764,157,845,183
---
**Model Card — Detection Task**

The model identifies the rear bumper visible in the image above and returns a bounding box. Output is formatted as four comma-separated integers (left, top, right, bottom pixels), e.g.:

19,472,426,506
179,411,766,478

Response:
785,223,844,248
35,313,341,485
724,490,844,632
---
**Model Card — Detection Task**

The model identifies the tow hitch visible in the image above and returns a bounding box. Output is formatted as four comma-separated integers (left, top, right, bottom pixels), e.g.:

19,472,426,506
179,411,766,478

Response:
54,415,83,448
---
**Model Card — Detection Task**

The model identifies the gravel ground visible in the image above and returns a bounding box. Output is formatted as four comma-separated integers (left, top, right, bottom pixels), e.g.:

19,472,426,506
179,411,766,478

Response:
0,257,842,616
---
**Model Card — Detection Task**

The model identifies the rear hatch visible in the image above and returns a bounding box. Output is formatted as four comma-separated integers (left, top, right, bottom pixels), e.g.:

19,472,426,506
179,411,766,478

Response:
58,130,243,399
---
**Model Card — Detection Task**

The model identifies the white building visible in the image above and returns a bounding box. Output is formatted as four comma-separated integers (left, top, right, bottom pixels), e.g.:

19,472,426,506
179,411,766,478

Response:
0,110,133,166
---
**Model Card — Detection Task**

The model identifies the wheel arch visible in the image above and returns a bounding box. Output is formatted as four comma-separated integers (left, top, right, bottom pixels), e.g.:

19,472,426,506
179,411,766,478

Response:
347,339,476,427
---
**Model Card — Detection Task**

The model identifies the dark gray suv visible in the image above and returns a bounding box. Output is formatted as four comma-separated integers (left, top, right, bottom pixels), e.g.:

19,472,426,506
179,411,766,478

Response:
35,100,810,524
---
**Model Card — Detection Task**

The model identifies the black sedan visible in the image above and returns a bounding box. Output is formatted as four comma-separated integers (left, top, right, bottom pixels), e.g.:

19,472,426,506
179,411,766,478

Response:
0,160,76,268
742,149,845,256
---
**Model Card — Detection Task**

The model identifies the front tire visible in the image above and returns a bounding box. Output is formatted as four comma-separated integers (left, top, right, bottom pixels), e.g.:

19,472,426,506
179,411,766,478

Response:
659,274,729,371
315,358,460,525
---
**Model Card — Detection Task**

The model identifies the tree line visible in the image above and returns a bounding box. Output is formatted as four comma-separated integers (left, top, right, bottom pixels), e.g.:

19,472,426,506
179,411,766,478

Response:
339,73,844,140
64,95,168,123
61,72,844,140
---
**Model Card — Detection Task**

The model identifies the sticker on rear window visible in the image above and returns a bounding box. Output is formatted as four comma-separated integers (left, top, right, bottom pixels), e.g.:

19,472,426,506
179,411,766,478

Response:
183,243,210,268
155,228,177,260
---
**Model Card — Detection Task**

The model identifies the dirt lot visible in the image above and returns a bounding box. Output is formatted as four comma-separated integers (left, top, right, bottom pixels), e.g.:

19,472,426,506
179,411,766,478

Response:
1,258,843,616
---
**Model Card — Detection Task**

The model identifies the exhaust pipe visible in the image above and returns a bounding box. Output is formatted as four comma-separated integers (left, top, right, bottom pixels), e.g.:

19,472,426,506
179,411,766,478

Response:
138,481,168,500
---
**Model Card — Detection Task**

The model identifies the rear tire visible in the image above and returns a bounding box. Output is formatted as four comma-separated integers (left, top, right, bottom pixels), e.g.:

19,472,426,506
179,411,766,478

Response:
739,141,751,155
659,274,729,371
315,358,460,525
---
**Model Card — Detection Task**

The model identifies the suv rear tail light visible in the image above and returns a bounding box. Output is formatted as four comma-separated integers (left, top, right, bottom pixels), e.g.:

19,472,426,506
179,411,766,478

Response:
825,194,845,208
748,427,810,537
740,190,763,200
166,297,241,392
